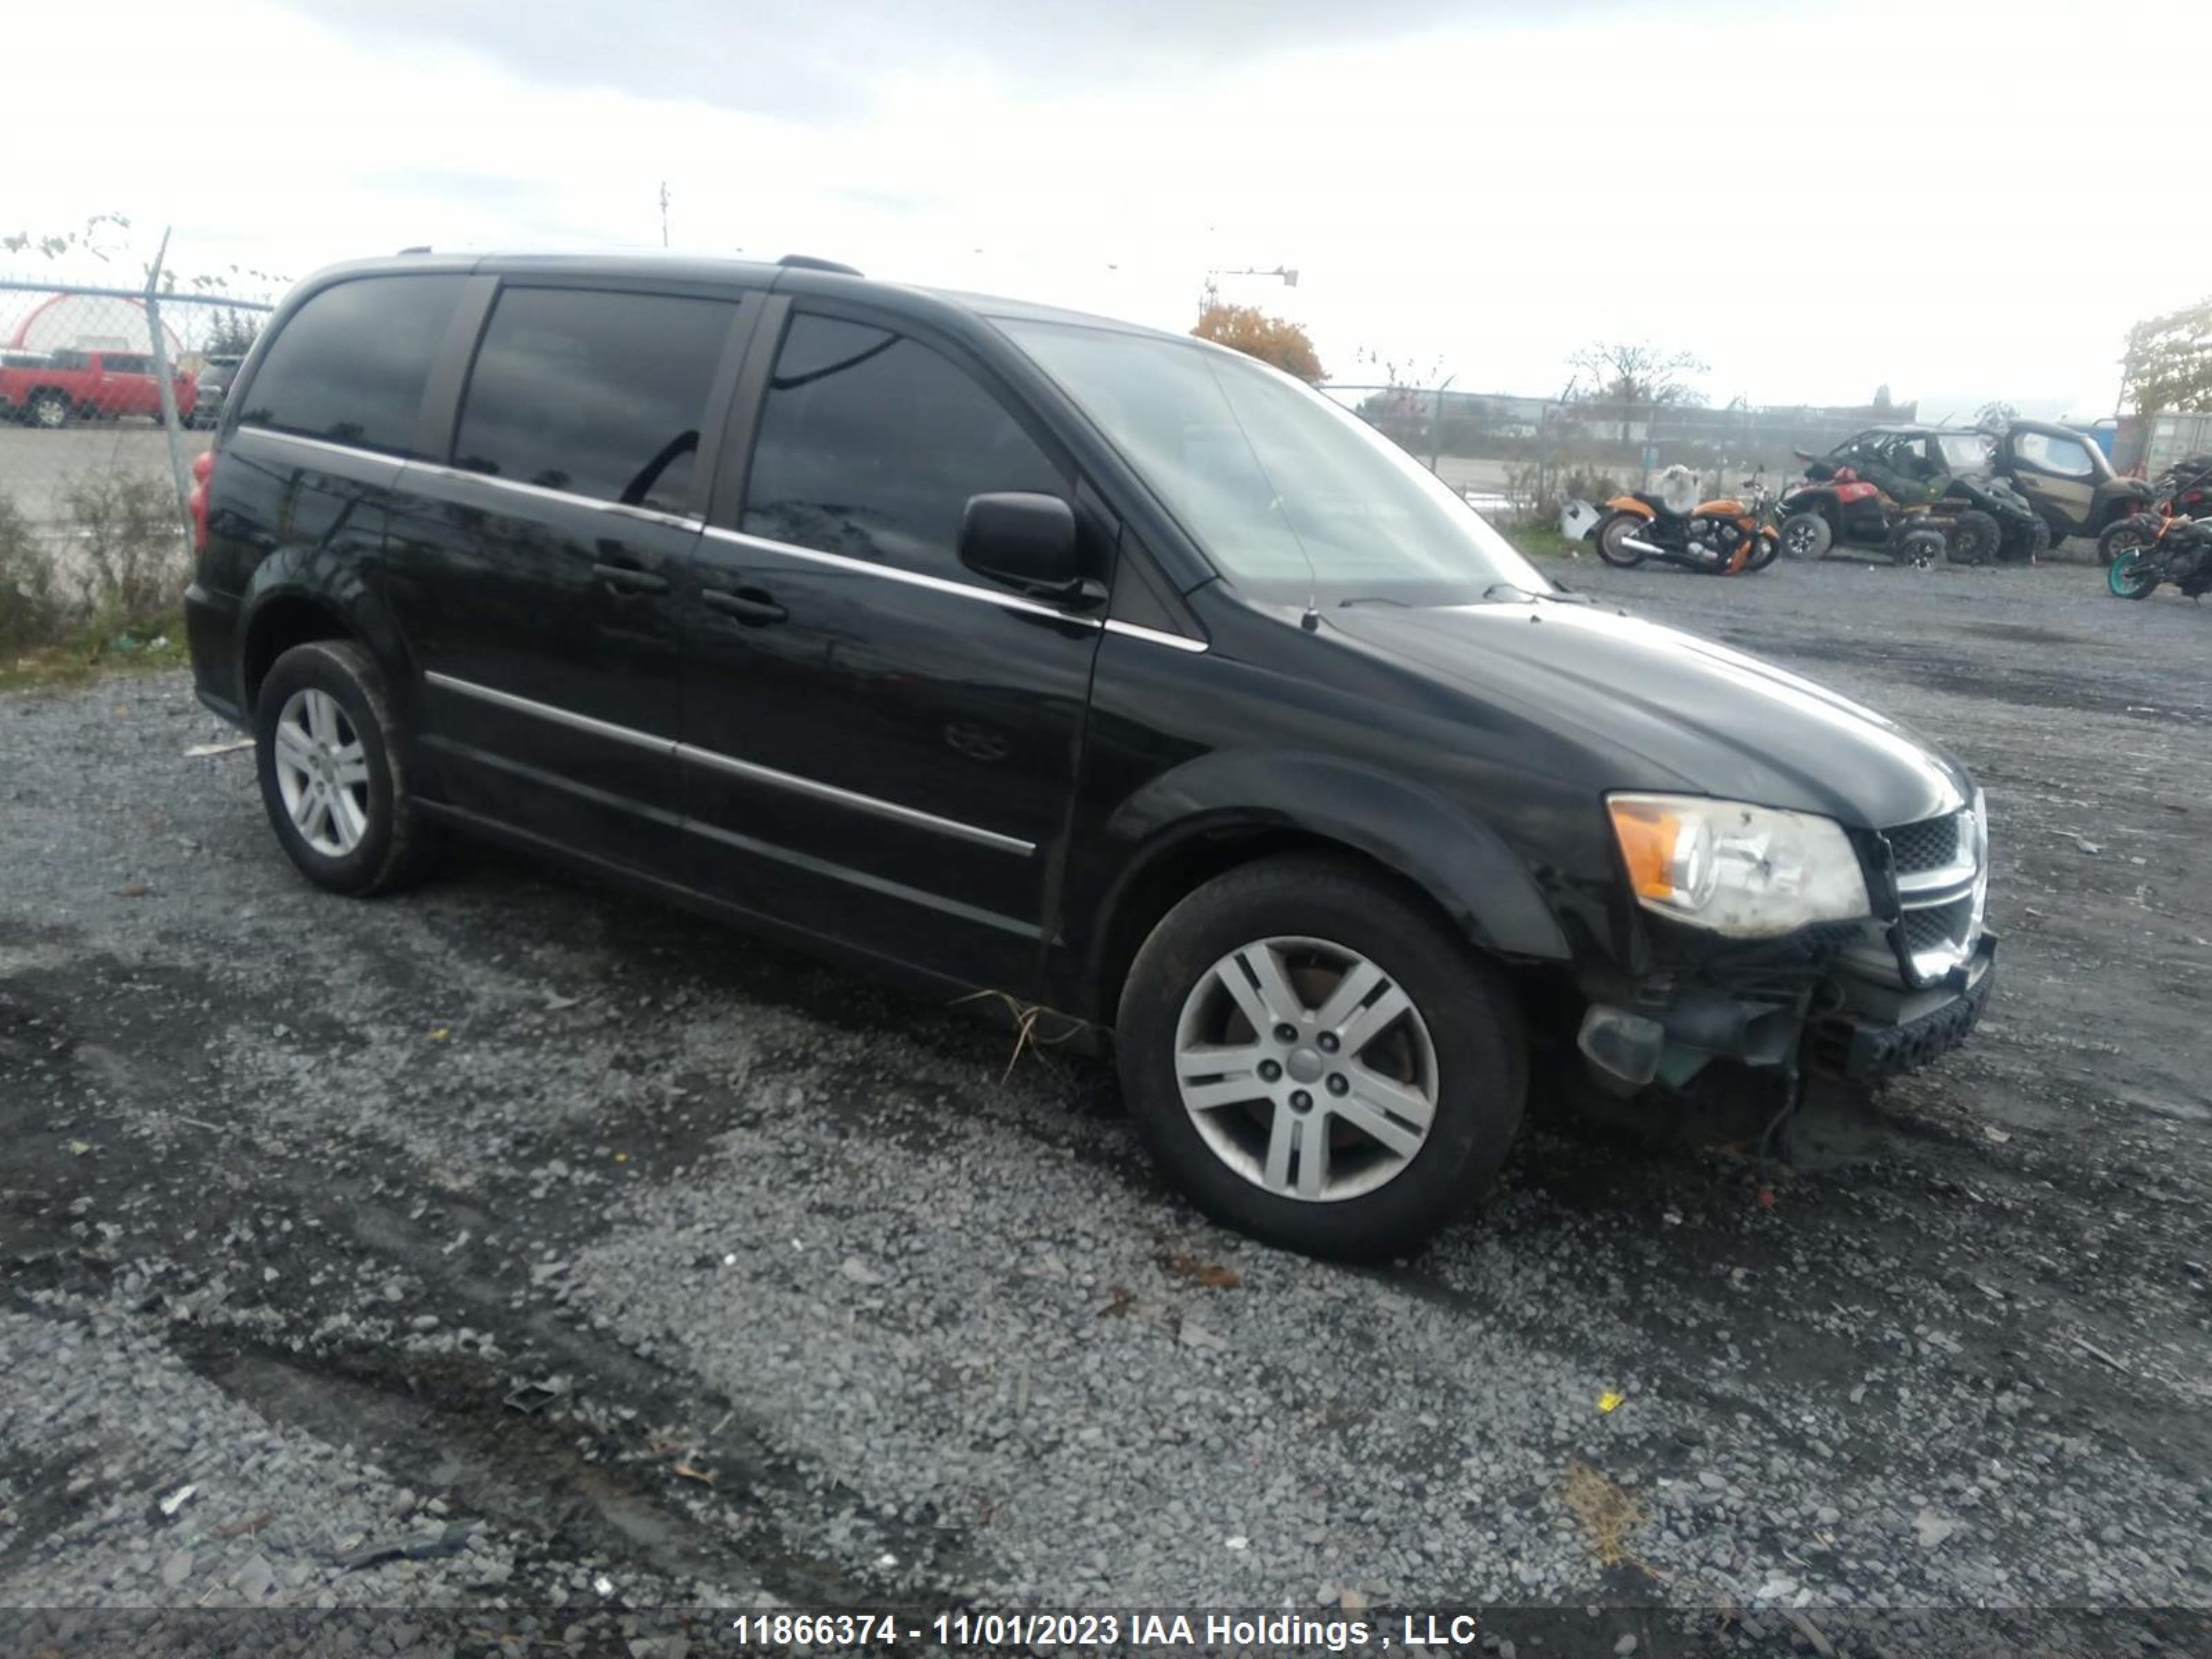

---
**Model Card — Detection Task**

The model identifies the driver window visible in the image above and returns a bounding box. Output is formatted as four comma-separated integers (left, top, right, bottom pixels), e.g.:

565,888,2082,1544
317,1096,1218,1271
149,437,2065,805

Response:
742,314,1067,578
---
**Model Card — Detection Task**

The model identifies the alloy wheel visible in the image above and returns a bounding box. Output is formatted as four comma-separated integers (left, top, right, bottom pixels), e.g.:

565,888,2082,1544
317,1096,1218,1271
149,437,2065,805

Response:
1173,935,1440,1203
272,688,372,857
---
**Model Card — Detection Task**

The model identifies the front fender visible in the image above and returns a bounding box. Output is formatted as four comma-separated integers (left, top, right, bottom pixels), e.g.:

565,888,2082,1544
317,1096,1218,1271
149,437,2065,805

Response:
1097,750,1574,965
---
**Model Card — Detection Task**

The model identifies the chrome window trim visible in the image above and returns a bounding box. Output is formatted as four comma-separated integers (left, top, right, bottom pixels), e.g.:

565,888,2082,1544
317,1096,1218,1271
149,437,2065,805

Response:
700,525,1099,627
236,426,406,468
405,456,702,531
236,426,704,530
241,429,1210,650
1103,619,1208,653
422,671,1033,856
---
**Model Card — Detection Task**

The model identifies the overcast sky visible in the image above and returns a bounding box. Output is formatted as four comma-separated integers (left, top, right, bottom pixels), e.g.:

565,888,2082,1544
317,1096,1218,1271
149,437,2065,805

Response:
12,0,2204,418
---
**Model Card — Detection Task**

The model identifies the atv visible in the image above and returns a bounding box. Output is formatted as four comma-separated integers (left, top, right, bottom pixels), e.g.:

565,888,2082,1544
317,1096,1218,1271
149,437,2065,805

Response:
1777,427,2047,565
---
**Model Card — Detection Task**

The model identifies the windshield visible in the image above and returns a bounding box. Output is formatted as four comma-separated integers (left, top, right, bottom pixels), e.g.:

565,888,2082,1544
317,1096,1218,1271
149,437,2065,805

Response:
1002,319,1549,604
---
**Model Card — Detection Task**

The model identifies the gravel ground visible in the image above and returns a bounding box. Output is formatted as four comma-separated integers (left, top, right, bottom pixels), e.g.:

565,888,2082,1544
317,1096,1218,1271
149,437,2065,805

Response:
3,555,2210,1653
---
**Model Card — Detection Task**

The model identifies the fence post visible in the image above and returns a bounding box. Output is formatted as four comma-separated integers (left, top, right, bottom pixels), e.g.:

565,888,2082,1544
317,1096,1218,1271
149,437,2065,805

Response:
1535,402,1550,516
141,227,195,552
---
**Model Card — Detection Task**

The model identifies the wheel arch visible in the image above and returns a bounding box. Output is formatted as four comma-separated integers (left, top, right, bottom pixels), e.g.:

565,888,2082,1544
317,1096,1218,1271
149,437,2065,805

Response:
1079,755,1573,1027
236,559,412,718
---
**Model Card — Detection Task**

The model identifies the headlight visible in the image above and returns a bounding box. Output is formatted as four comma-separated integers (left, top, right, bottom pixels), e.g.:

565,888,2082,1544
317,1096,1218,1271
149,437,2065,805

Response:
1606,794,1872,938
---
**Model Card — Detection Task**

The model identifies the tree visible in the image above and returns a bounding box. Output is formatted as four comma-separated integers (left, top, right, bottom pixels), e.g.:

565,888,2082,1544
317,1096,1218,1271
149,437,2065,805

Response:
1564,339,1709,409
1974,400,2019,433
1192,303,1325,383
2119,296,2212,414
205,309,262,357
1873,384,1895,413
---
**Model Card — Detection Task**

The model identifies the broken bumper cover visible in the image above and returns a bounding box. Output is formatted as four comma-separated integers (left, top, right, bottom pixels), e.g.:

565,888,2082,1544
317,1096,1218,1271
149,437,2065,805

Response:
1811,931,1996,1082
1577,930,1996,1092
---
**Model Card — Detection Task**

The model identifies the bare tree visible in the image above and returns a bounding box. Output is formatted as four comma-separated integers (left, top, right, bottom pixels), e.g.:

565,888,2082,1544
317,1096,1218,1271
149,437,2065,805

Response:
1566,339,1709,409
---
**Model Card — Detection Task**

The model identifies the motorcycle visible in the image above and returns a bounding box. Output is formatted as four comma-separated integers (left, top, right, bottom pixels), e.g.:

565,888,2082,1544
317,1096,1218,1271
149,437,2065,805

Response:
2097,454,2212,565
1593,466,1780,575
2104,511,2212,601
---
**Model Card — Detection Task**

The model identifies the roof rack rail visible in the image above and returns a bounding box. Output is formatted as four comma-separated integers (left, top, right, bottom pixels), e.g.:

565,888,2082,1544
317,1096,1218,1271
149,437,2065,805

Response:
397,245,432,254
776,254,862,275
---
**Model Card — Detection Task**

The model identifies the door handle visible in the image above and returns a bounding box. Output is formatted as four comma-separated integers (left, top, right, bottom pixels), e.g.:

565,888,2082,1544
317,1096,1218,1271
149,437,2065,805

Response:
592,563,668,595
703,585,787,624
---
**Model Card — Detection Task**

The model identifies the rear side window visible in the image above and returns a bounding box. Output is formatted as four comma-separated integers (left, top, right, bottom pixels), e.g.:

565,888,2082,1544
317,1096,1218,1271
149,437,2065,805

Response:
238,274,466,457
453,287,736,514
742,313,1063,576
101,353,152,375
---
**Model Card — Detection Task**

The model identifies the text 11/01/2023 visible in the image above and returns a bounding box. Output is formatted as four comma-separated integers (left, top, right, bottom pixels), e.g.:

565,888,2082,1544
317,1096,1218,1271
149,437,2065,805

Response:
727,1611,1497,1651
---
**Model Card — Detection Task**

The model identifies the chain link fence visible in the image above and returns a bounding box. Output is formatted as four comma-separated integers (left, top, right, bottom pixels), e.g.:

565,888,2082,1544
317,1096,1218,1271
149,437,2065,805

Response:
1321,382,1909,526
0,278,273,663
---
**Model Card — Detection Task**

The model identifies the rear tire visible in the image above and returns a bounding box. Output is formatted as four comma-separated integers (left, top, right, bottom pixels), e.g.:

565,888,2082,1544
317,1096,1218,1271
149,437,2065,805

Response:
2098,517,2155,563
1948,509,2000,566
1779,510,1832,561
1594,512,1648,568
28,391,67,430
1116,855,1526,1262
2043,514,2070,550
254,640,435,895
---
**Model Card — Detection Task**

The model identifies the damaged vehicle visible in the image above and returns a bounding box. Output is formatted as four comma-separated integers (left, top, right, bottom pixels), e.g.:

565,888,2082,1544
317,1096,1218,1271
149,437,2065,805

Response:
185,253,1996,1260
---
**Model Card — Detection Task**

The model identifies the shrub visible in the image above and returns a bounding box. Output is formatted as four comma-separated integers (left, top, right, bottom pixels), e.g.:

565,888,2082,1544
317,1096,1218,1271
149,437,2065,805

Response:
64,471,187,641
0,489,62,655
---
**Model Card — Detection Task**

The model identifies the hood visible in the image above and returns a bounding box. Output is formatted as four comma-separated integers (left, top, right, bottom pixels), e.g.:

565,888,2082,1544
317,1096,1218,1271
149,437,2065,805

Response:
1328,599,1971,830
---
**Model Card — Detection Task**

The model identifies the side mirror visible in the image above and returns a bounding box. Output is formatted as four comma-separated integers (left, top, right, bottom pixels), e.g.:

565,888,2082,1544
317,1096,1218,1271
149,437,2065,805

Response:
959,492,1090,603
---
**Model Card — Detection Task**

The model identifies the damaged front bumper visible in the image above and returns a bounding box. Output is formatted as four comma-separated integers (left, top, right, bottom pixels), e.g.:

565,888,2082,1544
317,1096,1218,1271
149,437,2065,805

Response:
1577,930,1996,1094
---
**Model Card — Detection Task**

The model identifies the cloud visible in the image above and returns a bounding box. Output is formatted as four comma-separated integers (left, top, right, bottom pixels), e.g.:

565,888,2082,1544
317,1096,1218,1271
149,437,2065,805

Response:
289,0,1487,119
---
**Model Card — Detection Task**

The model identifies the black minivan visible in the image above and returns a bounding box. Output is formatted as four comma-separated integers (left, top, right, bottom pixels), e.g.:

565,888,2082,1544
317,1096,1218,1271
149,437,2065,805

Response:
186,252,1994,1259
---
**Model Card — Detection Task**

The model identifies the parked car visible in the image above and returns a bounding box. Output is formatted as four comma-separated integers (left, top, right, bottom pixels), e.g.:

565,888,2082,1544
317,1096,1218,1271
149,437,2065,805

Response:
1988,420,2155,547
185,254,1996,1259
187,354,244,429
0,346,196,427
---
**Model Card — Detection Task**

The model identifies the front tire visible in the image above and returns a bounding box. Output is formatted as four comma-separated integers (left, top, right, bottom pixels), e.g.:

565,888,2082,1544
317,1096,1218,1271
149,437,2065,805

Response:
1742,529,1781,572
1779,510,1832,561
2106,547,2158,600
1594,512,1648,568
254,640,433,895
1948,509,2001,566
1116,856,1526,1261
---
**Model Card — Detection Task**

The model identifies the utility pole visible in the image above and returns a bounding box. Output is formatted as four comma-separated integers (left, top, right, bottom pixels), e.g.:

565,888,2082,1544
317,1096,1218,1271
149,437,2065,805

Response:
658,181,670,248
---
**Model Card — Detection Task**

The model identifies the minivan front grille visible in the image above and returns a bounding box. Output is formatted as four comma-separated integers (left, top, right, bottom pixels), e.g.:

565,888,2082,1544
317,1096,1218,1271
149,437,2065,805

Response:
1886,812,1962,875
1900,893,1976,956
1875,805,1986,986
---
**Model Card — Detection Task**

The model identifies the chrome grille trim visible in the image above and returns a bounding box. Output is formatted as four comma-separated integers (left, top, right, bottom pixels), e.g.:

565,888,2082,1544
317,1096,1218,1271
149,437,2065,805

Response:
1882,804,1987,986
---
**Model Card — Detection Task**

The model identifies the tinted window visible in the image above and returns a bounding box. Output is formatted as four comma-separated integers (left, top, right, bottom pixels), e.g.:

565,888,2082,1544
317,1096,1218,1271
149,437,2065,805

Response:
743,313,1063,574
453,287,734,514
238,274,466,457
100,353,152,375
49,350,85,371
2014,430,2094,478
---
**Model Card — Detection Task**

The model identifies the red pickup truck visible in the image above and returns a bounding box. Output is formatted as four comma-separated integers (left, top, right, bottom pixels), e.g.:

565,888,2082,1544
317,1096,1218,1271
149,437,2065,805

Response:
0,348,198,429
